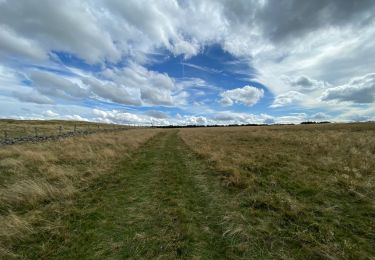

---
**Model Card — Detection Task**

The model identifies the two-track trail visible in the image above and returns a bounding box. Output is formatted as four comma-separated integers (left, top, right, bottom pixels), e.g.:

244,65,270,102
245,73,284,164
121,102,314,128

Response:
16,130,245,259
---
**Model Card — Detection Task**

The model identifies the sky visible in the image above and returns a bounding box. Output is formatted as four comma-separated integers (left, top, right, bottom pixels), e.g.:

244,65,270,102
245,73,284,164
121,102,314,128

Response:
0,0,374,125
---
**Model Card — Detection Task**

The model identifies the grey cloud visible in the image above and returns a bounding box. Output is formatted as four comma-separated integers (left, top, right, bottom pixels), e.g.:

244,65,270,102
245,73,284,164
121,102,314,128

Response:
0,0,120,64
271,91,305,108
110,63,175,90
0,0,374,118
322,73,375,103
219,96,233,106
140,88,173,106
310,112,329,120
212,111,267,124
0,0,374,64
144,110,169,119
12,89,53,104
281,75,327,92
290,76,326,91
263,118,275,125
83,78,141,106
0,25,47,60
255,0,375,42
102,63,182,106
30,71,88,100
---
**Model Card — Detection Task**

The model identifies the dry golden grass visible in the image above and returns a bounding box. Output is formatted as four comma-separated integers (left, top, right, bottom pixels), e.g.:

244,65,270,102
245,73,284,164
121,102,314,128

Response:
179,123,375,258
0,119,131,139
180,123,375,188
0,128,160,257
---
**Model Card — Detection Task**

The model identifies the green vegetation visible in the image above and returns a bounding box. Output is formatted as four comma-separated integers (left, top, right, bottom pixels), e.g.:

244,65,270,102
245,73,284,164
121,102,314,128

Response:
180,123,375,258
1,122,374,259
0,127,159,258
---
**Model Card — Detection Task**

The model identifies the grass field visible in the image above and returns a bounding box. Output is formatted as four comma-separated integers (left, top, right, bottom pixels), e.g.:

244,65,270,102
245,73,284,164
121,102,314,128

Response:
0,121,374,259
0,119,128,140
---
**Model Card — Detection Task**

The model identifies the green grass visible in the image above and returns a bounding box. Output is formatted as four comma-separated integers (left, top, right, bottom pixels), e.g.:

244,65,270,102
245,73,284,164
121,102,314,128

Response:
13,131,237,258
3,124,375,259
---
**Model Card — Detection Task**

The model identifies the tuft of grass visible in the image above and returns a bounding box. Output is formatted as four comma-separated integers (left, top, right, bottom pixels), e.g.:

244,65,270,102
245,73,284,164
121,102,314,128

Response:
179,123,375,259
0,119,132,139
0,128,160,258
1,122,374,258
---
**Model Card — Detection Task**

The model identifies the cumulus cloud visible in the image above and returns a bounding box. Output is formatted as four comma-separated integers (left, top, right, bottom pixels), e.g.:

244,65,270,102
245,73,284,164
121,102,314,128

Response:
271,91,305,108
92,108,208,126
181,115,207,125
0,0,120,64
212,111,308,125
83,77,141,106
282,75,327,92
43,110,59,117
322,73,375,103
93,108,175,125
93,108,146,124
220,86,264,106
0,0,374,123
101,63,181,106
213,111,268,124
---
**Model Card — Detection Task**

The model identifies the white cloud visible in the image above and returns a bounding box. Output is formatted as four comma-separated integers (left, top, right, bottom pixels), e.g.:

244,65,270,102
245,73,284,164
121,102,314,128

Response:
0,25,47,61
0,0,120,64
212,111,308,125
101,63,189,106
92,108,207,126
12,89,53,104
144,110,169,119
282,75,328,92
219,96,233,106
29,70,88,100
335,106,375,122
321,73,375,103
213,111,269,124
310,112,329,121
0,0,374,123
83,77,141,106
181,115,207,125
43,110,59,117
271,91,305,108
220,85,264,106
92,108,169,125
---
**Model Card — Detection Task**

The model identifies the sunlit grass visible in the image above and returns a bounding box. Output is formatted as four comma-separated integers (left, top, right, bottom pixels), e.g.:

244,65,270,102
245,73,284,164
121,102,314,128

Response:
179,123,375,258
0,127,160,257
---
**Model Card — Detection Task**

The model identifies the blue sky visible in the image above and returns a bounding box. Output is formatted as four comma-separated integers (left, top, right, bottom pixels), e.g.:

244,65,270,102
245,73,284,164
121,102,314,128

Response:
0,0,374,125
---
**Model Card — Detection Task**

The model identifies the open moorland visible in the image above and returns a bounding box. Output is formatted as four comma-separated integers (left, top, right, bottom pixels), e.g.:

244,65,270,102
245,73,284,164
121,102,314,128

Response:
0,121,374,259
0,119,129,139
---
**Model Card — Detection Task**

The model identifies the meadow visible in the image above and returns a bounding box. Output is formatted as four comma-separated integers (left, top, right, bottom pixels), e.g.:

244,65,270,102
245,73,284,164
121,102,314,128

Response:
0,119,126,140
179,123,375,258
0,121,374,259
0,124,160,258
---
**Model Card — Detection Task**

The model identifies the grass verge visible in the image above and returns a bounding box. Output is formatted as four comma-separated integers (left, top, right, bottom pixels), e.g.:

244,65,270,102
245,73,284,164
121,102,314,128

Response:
179,123,375,259
0,128,160,258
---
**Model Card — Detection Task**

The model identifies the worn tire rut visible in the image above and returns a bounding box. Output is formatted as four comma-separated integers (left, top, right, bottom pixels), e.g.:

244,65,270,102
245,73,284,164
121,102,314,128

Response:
16,130,240,259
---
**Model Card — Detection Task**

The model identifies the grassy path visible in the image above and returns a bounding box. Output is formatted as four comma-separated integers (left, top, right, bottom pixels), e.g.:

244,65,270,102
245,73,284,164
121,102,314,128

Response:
16,130,245,259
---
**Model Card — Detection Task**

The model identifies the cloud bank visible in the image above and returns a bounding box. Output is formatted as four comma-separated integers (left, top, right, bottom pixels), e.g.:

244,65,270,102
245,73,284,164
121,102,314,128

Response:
0,0,374,124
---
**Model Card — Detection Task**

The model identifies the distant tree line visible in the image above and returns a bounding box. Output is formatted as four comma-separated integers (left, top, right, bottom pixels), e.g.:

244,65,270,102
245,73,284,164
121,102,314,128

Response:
300,121,331,124
154,121,333,128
